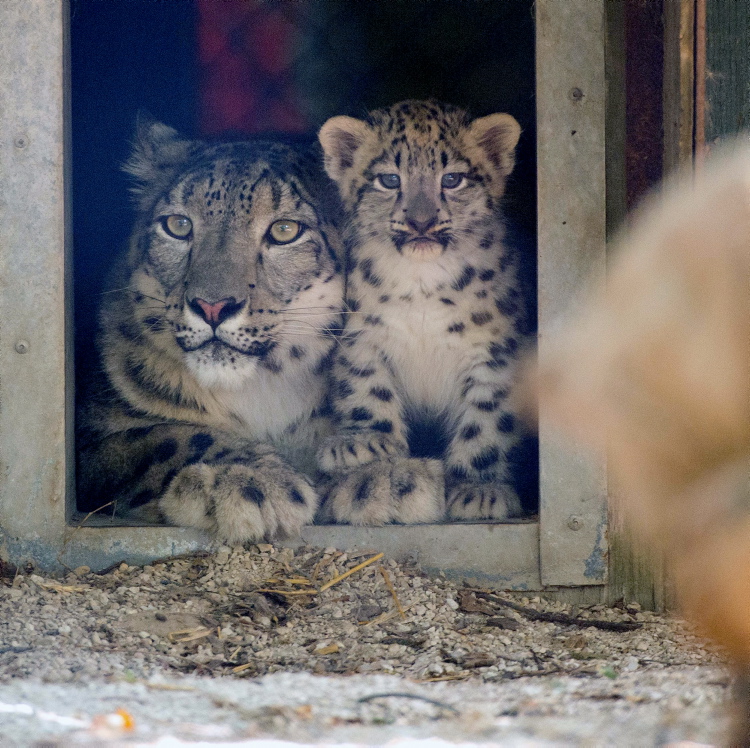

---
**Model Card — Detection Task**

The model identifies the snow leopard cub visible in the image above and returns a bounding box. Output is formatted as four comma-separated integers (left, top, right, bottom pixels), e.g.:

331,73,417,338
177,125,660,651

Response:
317,100,530,523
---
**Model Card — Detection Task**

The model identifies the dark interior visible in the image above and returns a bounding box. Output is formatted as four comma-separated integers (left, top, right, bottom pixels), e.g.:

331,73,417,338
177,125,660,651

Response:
70,0,538,516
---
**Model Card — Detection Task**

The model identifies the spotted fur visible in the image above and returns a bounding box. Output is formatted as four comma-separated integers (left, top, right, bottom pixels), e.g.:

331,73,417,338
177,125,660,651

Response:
317,100,530,522
77,121,344,543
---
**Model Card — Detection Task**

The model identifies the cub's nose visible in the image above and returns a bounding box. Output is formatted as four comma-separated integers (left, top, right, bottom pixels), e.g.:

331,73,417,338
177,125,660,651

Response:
187,297,244,329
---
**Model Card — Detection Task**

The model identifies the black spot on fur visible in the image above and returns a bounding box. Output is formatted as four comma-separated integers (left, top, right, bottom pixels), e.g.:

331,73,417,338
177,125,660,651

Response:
241,481,265,505
347,297,360,311
186,433,214,464
447,322,465,334
371,420,393,433
471,446,500,472
474,400,499,412
479,232,495,249
451,265,476,291
314,349,336,376
351,407,373,421
461,424,481,440
369,386,393,402
359,258,383,287
143,316,164,332
290,345,306,359
397,478,415,497
363,314,383,326
289,487,306,504
355,476,373,503
261,358,283,374
154,439,178,463
447,465,469,482
349,365,376,377
478,269,496,281
471,311,493,326
489,337,518,360
496,293,520,317
336,379,355,399
440,297,456,305
497,413,516,433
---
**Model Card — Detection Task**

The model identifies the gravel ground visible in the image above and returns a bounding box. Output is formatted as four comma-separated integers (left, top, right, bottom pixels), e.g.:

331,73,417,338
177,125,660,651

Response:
0,544,732,745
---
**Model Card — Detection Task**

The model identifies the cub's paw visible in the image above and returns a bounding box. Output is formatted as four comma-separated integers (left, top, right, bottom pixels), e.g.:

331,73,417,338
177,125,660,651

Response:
317,431,407,473
159,454,318,544
319,458,445,525
447,482,522,521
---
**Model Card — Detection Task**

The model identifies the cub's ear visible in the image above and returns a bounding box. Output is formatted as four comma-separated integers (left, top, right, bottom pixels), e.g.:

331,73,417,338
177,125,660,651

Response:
124,116,196,196
469,113,521,179
318,116,371,182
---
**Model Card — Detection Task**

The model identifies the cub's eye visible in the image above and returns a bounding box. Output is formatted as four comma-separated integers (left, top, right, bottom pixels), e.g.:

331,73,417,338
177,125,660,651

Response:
268,219,303,245
441,173,465,189
161,214,193,239
377,174,401,190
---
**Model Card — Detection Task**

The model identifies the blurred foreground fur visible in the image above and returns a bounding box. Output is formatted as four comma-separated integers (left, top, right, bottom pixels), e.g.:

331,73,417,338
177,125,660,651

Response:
537,145,750,745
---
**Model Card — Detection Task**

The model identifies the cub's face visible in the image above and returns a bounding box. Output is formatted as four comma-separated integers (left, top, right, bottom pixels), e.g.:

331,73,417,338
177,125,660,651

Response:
123,125,343,388
318,100,521,261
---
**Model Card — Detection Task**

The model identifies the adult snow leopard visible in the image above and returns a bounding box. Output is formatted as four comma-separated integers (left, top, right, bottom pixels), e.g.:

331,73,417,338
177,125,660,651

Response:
317,100,530,523
77,121,344,544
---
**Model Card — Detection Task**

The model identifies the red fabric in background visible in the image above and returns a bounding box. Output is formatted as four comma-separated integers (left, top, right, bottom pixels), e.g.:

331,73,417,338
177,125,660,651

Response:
197,0,308,136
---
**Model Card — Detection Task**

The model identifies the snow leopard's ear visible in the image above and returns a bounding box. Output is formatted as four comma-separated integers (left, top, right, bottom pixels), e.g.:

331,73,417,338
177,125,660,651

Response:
318,115,371,182
468,113,521,180
124,115,197,202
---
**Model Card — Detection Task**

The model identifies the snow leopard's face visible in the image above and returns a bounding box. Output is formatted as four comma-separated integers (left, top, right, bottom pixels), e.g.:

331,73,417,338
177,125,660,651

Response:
318,100,520,263
120,125,343,389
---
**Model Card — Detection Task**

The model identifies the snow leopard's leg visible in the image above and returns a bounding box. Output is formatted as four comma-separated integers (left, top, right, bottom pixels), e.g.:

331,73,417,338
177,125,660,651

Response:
317,457,445,525
317,338,408,472
445,341,524,520
78,424,317,543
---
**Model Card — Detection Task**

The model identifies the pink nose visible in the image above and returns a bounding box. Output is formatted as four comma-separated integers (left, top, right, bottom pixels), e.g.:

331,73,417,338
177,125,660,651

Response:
188,297,242,328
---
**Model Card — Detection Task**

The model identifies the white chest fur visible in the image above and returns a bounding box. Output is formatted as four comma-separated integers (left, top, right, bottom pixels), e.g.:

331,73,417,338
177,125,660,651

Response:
212,366,323,440
351,240,503,412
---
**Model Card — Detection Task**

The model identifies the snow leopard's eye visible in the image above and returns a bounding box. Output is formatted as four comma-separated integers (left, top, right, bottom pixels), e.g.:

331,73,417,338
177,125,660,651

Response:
161,214,193,239
441,173,465,189
377,174,401,190
268,219,303,245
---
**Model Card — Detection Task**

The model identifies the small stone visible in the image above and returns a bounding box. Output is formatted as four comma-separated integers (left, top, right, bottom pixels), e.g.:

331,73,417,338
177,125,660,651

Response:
446,596,459,610
256,544,273,553
118,563,129,572
624,656,640,671
214,547,231,565
73,566,91,577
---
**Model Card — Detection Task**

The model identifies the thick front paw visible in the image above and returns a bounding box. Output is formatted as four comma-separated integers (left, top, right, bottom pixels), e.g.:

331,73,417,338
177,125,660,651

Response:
319,458,445,525
317,431,407,473
159,455,317,544
447,481,522,521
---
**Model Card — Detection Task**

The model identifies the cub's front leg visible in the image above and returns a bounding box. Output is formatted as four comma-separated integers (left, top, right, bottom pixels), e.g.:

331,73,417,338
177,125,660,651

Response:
78,424,317,544
318,457,445,525
318,340,408,472
445,345,525,521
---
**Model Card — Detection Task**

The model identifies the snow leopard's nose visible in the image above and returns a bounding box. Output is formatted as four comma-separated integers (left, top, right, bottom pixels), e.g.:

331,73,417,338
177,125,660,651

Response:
404,190,438,234
188,297,244,329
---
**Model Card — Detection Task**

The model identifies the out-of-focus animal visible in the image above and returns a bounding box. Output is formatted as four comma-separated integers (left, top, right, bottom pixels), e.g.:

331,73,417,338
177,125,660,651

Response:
536,145,750,744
